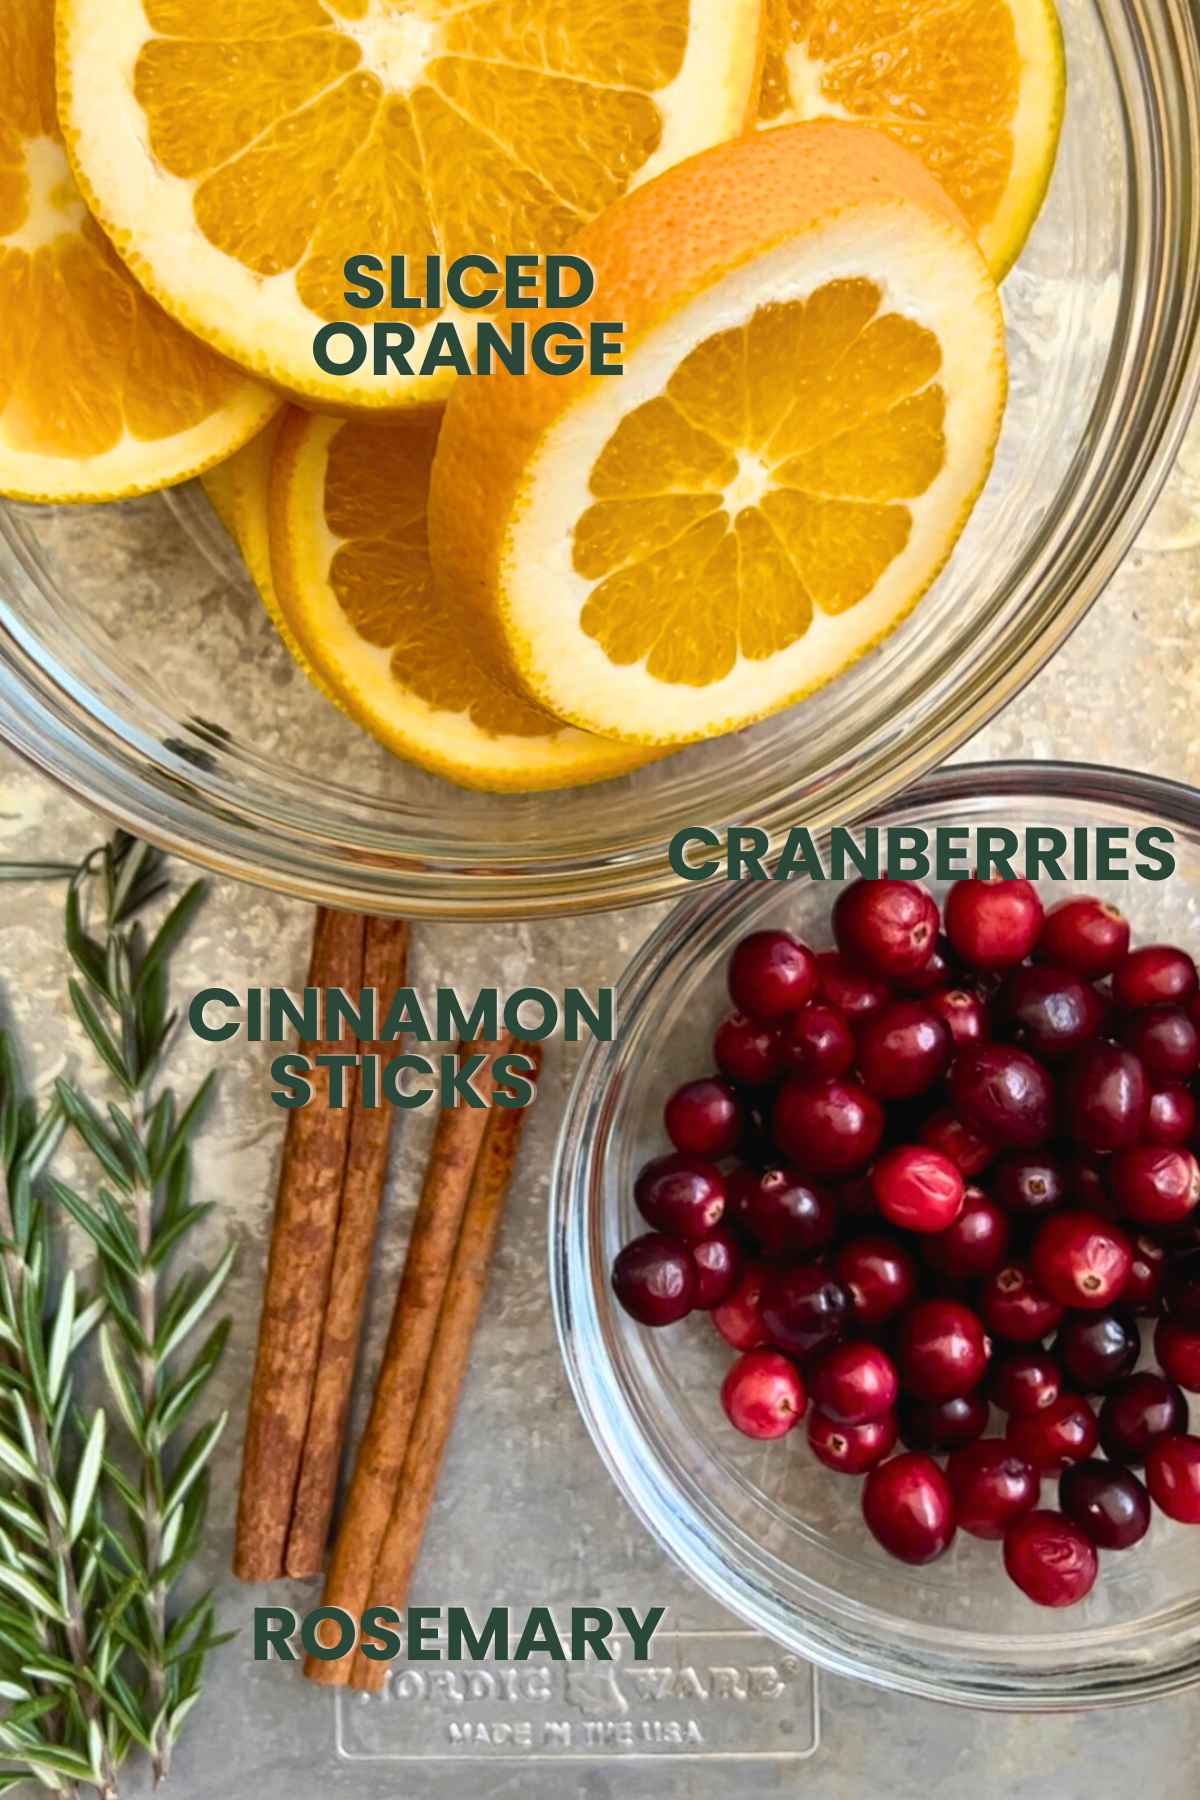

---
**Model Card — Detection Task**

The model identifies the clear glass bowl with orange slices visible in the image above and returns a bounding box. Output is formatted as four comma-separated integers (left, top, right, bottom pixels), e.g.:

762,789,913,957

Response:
0,0,1198,918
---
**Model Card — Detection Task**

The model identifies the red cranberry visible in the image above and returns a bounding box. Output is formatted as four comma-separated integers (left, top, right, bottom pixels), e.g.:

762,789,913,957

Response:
1146,1433,1200,1522
1006,1392,1098,1472
808,1407,898,1474
862,1452,957,1564
1123,1232,1167,1312
810,1341,899,1425
948,1441,1039,1539
1004,1509,1097,1607
1054,1308,1139,1391
1063,1043,1149,1151
1146,1085,1197,1146
1037,896,1130,978
833,1233,919,1327
634,1153,726,1240
1164,1251,1200,1323
1060,1460,1151,1549
1119,1005,1200,1083
991,1149,1067,1221
945,876,1044,971
814,952,891,1024
664,1078,742,1157
1111,1146,1200,1226
900,936,956,996
689,1227,742,1309
776,1003,855,1080
925,1188,1010,1280
856,1002,950,1101
760,1262,849,1358
612,1233,697,1326
926,986,990,1049
899,1390,989,1452
727,929,817,1020
832,878,939,980
991,1348,1063,1416
772,1077,884,1176
872,1146,964,1234
712,1262,770,1351
998,964,1105,1062
979,1260,1064,1342
729,1166,836,1256
1098,1371,1187,1464
897,1298,990,1400
950,1044,1054,1148
1154,1316,1200,1391
1112,943,1198,1012
1031,1210,1132,1309
713,1012,780,1087
721,1349,807,1439
920,1108,994,1177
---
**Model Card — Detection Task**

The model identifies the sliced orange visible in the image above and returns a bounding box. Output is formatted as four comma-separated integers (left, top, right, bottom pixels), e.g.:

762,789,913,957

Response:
757,0,1064,277
58,0,765,413
429,122,1007,747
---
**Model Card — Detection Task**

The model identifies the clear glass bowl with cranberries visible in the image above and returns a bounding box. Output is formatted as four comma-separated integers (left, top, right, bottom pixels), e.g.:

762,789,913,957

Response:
551,763,1200,1709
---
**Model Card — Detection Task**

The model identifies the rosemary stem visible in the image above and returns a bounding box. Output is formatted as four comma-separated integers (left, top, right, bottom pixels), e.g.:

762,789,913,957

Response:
129,1093,168,1788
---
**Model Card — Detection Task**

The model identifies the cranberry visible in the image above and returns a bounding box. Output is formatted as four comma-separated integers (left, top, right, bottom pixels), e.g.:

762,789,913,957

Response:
950,1044,1054,1148
728,929,817,1020
1037,896,1130,979
811,1341,899,1425
998,965,1105,1062
1006,1393,1098,1472
712,1262,770,1351
729,1166,836,1256
856,1002,950,1101
926,986,990,1049
1054,1308,1139,1390
899,1390,989,1452
1004,1509,1098,1607
1111,1146,1200,1226
900,935,957,996
948,1441,1039,1539
872,1145,964,1234
772,1077,884,1176
1064,1148,1113,1213
612,1233,697,1326
721,1349,807,1439
945,876,1044,971
1063,1043,1149,1151
1119,1005,1200,1083
1098,1371,1187,1464
1031,1210,1132,1310
808,1407,898,1474
663,1078,742,1157
1154,1316,1200,1391
832,878,939,980
760,1262,849,1359
1164,1251,1200,1323
1146,1433,1200,1522
991,1149,1067,1221
897,1298,990,1400
1146,1085,1197,1146
991,1348,1063,1416
919,1108,994,1177
862,1453,957,1564
979,1261,1064,1342
833,1233,919,1328
776,1003,855,1080
634,1153,726,1240
814,952,891,1024
689,1228,742,1309
1060,1460,1151,1550
1123,1232,1167,1313
924,1189,1010,1280
713,1012,780,1087
1112,943,1198,1012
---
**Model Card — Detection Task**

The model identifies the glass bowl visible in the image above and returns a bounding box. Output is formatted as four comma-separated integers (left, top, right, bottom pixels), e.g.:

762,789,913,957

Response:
1,1,1199,920
552,762,1200,1710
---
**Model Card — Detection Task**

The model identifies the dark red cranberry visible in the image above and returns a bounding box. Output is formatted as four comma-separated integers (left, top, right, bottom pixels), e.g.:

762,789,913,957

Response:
950,1044,1054,1148
712,1261,770,1351
900,936,956,996
862,1452,957,1564
948,1441,1039,1539
1098,1371,1187,1464
925,1188,1010,1280
729,1166,836,1256
997,964,1105,1062
1054,1308,1139,1391
991,1348,1063,1416
810,1341,899,1425
776,1003,855,1080
1112,944,1198,1012
856,1002,950,1101
663,1078,742,1158
1060,1460,1151,1549
945,876,1044,971
832,878,940,980
612,1233,697,1326
1122,1232,1167,1313
991,1149,1067,1221
721,1349,806,1439
1154,1316,1200,1391
1111,1146,1200,1226
919,1108,994,1177
926,986,990,1049
772,1077,884,1176
1004,1509,1098,1607
1146,1433,1200,1521
833,1233,919,1328
808,1407,898,1474
979,1260,1064,1343
1119,1005,1200,1083
760,1262,849,1359
814,952,891,1024
713,1012,780,1087
899,1390,989,1453
1146,1085,1197,1146
1164,1251,1200,1323
1031,1210,1132,1310
1063,1043,1149,1151
871,1145,964,1234
897,1298,990,1400
1037,896,1130,978
727,929,818,1020
634,1153,726,1240
689,1228,742,1309
1006,1392,1098,1472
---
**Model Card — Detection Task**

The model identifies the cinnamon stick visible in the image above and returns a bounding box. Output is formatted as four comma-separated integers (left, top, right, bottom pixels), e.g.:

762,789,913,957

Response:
234,907,366,1583
284,916,411,1578
305,1037,505,1683
348,1043,542,1692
